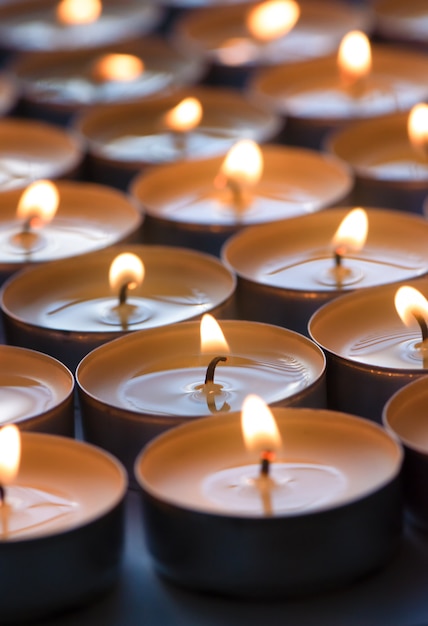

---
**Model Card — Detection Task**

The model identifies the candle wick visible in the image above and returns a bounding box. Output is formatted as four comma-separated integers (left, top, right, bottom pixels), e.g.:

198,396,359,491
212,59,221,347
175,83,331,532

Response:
226,177,244,209
334,247,344,269
118,282,130,306
413,311,428,343
204,355,227,385
22,214,37,234
260,450,275,477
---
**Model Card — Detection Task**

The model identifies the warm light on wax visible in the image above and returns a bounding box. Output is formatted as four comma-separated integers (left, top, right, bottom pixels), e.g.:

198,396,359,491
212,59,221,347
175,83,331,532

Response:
241,394,282,454
395,285,428,338
164,98,203,133
332,207,368,259
246,0,300,43
56,0,102,25
92,54,144,82
337,30,372,87
0,425,21,490
200,314,230,354
407,103,428,158
16,180,59,230
109,253,145,304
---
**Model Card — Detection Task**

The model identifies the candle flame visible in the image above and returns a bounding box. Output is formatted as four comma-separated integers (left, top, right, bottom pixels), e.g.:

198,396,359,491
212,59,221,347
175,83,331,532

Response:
246,0,300,42
332,208,368,256
337,31,372,85
407,103,428,157
56,0,102,25
0,425,21,487
109,253,145,295
219,140,263,186
200,314,230,354
241,394,282,453
16,180,59,229
92,54,144,82
164,98,203,133
394,285,428,328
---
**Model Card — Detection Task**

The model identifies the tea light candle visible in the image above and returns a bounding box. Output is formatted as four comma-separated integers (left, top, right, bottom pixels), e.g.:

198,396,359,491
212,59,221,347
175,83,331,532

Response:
131,143,353,256
249,39,428,148
0,118,83,192
0,180,142,283
375,0,428,49
135,401,402,596
0,427,127,622
308,278,428,421
0,0,163,54
1,245,236,370
0,345,74,436
222,207,428,335
326,106,428,214
383,375,428,531
74,86,283,189
173,0,373,88
77,317,326,477
11,38,206,124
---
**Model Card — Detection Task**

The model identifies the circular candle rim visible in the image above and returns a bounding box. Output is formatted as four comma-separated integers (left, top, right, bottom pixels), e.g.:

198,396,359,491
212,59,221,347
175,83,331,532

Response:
375,0,428,44
129,145,353,228
134,407,403,519
173,0,374,67
0,117,83,191
10,36,207,109
0,344,74,424
383,374,428,455
74,85,283,167
221,206,428,292
249,44,428,122
0,243,237,334
0,0,165,52
326,111,428,184
0,179,143,267
4,431,127,542
76,318,326,417
308,277,428,373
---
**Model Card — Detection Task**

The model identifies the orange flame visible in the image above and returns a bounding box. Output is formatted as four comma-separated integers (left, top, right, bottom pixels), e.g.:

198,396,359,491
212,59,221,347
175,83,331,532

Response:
164,98,203,133
407,103,428,157
246,0,300,42
92,54,144,82
332,208,368,257
241,395,282,453
337,30,372,86
56,0,102,25
16,180,59,229
109,253,145,294
200,314,230,354
395,286,428,329
0,425,21,487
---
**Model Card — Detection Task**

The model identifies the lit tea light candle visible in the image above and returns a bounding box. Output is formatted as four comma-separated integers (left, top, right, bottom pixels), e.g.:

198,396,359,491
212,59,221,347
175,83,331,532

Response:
0,180,142,284
1,245,236,370
394,285,428,368
131,143,353,255
12,38,206,124
135,403,402,596
0,345,74,436
249,34,428,148
309,278,428,421
0,428,126,622
173,0,373,88
0,0,163,53
222,207,428,334
383,374,428,531
0,118,83,192
327,104,428,213
75,86,282,189
77,318,326,476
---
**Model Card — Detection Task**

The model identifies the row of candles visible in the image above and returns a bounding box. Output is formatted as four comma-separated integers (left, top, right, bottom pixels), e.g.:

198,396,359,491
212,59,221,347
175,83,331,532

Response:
1,0,428,620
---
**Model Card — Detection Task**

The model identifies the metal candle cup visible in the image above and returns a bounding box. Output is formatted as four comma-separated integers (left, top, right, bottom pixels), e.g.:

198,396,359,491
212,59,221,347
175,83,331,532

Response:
173,0,373,88
309,278,428,422
0,118,83,193
77,319,326,478
327,111,428,214
374,0,428,49
0,244,236,370
134,407,403,597
0,180,142,284
0,345,74,436
0,431,127,623
249,45,428,148
222,207,428,335
11,38,206,125
383,375,428,531
131,146,353,256
74,86,282,190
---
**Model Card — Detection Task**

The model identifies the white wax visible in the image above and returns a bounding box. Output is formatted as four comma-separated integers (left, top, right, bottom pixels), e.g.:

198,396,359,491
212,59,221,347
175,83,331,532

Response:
223,208,428,291
131,147,352,226
137,409,401,517
309,278,428,370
